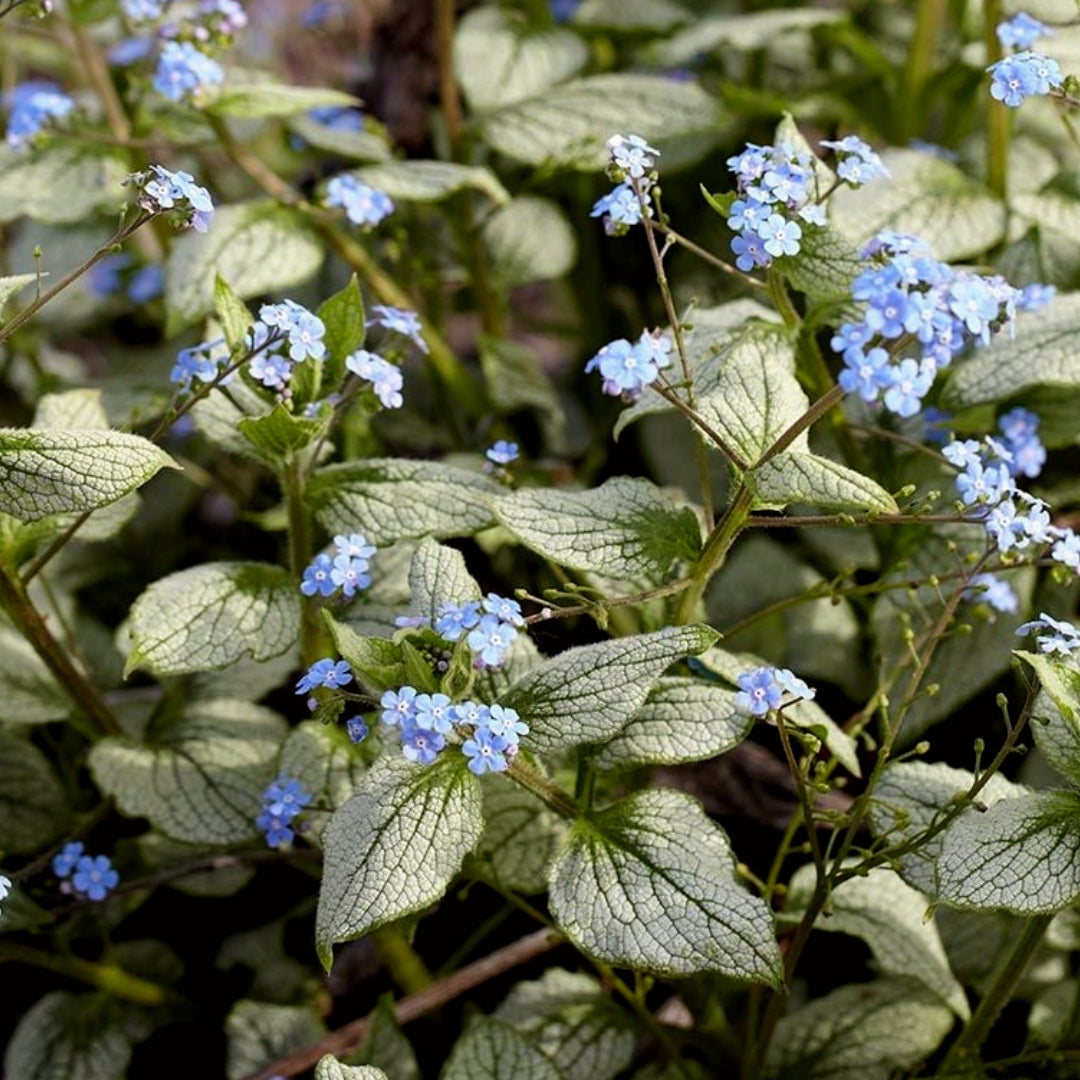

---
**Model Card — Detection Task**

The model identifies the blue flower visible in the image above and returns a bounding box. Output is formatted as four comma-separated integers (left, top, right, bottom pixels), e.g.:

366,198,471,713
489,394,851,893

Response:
325,174,394,227
731,232,771,272
295,658,353,694
263,777,312,819
87,254,134,298
1017,613,1080,656
4,81,74,148
346,716,369,743
998,407,1045,479
108,37,155,66
368,305,428,354
128,263,165,302
591,182,651,234
330,554,371,597
344,349,404,409
400,720,445,765
585,334,670,399
171,337,226,389
486,441,519,466
882,358,935,418
52,841,85,879
988,52,1062,107
462,727,510,775
451,700,490,727
153,40,224,103
334,533,376,560
606,133,660,179
256,810,295,847
435,601,482,642
734,668,782,716
467,614,518,668
300,553,336,597
997,13,1052,49
137,165,214,232
485,703,528,744
1018,283,1056,310
963,573,1019,614
72,855,119,901
249,351,292,390
838,346,891,403
775,668,816,701
414,692,454,734
307,103,363,129
482,593,525,627
821,135,890,186
380,686,418,727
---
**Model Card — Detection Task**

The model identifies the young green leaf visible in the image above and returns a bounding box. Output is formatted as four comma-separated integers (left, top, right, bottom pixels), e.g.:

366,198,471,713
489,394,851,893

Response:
214,274,254,350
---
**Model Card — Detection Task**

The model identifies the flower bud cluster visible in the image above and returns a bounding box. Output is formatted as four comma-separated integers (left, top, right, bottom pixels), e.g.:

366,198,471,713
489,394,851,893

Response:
591,134,659,235
134,164,215,232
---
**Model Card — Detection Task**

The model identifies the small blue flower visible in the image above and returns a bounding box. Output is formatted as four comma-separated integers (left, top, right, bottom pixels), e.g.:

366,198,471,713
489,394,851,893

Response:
591,182,651,234
775,669,816,701
467,614,518,668
731,232,771,272
87,253,133,298
997,13,1052,50
482,593,525,627
153,40,224,103
368,305,428,354
988,51,1063,107
137,165,215,232
756,213,802,258
256,810,295,847
301,553,337,597
72,855,119,901
345,349,404,409
435,601,482,642
486,441,519,466
400,720,445,765
122,0,166,19
325,174,394,227
346,716,369,743
295,658,353,694
52,841,85,879
462,727,510,775
451,700,490,727
128,263,165,303
734,668,782,716
882,358,935,418
263,777,312,820
485,703,528,744
380,686,418,727
334,533,376,560
606,133,660,179
1018,283,1056,310
838,346,891,403
963,573,1019,614
330,554,371,597
414,692,454,734
4,81,74,148
1017,613,1080,656
171,337,226,389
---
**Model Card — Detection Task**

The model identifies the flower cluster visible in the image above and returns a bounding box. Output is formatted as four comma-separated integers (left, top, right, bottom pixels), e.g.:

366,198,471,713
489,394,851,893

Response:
52,842,119,901
301,533,377,599
591,134,659,235
324,174,394,227
296,657,353,693
734,666,816,717
344,349,404,409
585,328,673,400
256,776,312,847
433,593,525,668
987,51,1063,107
153,40,224,102
832,231,1026,417
725,137,886,273
1017,613,1080,656
379,688,528,773
485,440,519,472
246,300,327,391
135,164,215,232
368,305,428,354
170,336,228,389
4,80,74,148
997,12,1053,50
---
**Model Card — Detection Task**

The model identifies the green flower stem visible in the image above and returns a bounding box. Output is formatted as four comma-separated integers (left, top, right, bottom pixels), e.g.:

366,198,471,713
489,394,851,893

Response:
508,756,581,819
282,453,324,667
757,383,845,467
0,942,173,1006
985,0,1009,200
767,267,800,331
674,483,754,626
938,913,1054,1077
0,564,120,737
903,0,948,142
0,214,152,346
205,113,484,417
372,926,433,995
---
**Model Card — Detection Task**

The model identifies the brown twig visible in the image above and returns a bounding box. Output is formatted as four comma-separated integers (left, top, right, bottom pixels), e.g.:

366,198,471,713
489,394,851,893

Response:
239,928,564,1080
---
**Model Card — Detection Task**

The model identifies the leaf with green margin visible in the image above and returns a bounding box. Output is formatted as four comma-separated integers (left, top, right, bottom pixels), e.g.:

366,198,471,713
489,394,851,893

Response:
784,864,969,1018
945,292,1080,410
0,143,129,224
315,755,484,969
408,537,481,622
316,1057,390,1080
651,7,845,63
936,789,1080,914
495,477,701,581
764,977,955,1080
830,148,1005,261
492,969,636,1080
478,74,725,171
238,403,330,457
549,788,782,982
0,428,173,523
573,0,690,31
325,614,408,695
355,160,509,205
3,992,133,1080
453,6,588,112
441,1018,566,1080
288,115,391,161
866,761,1027,896
594,676,752,771
691,645,862,776
779,223,862,303
500,625,717,755
307,459,501,545
483,196,577,287
210,83,359,119
0,730,70,852
469,771,568,895
749,450,897,513
0,272,39,309
89,698,286,844
318,275,365,388
126,561,300,677
1019,651,1080,786
214,274,254,350
0,624,69,724
351,996,419,1080
165,201,323,334
226,1001,325,1080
